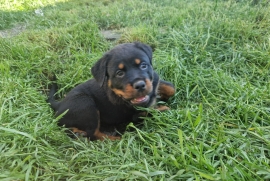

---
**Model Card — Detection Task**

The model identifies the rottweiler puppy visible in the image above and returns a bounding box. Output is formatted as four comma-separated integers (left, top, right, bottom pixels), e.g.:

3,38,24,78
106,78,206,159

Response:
48,42,175,141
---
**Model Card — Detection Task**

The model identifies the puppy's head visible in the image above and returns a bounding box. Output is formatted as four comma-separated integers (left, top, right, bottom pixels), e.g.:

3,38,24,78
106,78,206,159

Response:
91,42,154,106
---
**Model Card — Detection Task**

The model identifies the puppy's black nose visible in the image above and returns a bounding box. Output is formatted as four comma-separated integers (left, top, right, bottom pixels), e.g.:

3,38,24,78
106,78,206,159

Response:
133,81,146,90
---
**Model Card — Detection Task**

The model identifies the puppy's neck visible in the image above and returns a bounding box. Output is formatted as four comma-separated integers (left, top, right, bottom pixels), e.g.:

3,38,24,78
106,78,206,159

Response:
103,84,132,106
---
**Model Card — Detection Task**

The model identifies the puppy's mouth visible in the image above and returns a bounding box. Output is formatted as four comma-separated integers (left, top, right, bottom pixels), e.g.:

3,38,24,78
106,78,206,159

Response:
130,95,149,105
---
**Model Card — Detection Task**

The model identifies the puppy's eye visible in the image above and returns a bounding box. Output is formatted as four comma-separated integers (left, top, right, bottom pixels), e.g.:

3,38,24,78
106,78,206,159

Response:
140,63,148,70
116,70,125,78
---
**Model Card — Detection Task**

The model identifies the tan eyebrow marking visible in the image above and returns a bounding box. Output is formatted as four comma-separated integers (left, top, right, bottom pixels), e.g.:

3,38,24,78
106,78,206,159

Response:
108,79,112,88
135,59,141,64
118,63,124,69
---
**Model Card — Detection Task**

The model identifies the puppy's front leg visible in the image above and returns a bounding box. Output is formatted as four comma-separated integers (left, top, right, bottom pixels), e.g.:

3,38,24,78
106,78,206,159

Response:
158,80,175,101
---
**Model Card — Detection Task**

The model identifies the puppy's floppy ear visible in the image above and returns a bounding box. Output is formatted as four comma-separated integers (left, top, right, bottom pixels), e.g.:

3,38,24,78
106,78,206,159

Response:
134,42,153,65
91,53,110,87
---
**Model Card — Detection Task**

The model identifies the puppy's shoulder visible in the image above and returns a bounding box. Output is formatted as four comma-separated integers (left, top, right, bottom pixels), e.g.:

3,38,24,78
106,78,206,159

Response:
66,79,99,95
78,79,102,91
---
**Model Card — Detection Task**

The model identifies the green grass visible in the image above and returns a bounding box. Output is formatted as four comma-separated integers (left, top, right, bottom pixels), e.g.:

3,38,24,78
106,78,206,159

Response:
1,0,270,180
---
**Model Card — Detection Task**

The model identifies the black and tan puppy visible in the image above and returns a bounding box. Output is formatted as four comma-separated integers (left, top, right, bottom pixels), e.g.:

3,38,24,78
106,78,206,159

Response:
48,42,175,141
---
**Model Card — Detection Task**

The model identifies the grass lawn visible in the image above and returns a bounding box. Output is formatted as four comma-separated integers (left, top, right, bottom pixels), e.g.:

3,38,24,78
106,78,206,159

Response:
1,0,270,180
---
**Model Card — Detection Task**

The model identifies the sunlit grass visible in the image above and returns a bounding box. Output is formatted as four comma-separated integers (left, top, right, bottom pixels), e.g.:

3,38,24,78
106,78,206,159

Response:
0,0,67,11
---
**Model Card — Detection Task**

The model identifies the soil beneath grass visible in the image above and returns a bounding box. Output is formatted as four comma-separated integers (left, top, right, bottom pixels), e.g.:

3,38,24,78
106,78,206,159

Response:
0,25,121,42
0,24,26,38
100,30,121,41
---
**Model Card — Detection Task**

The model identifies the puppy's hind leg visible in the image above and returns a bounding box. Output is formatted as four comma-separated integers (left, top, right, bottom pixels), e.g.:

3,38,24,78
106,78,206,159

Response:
94,111,121,141
57,97,120,141
69,127,87,137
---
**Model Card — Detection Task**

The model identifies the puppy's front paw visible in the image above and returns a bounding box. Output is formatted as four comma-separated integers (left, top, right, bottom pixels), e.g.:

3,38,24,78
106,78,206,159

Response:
155,105,170,111
107,135,121,140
